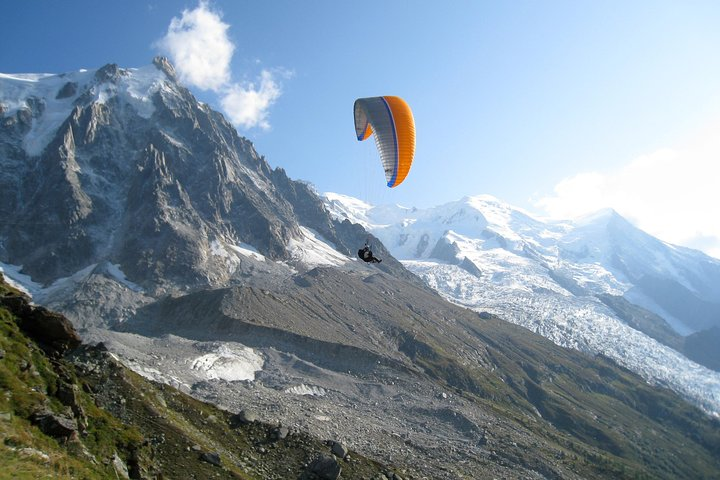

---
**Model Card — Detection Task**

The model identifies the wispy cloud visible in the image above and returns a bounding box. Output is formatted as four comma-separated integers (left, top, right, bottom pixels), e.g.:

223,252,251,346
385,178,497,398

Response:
221,70,282,130
156,1,283,130
535,123,720,258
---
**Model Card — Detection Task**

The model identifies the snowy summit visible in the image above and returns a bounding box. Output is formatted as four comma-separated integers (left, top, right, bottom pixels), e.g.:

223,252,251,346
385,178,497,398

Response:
325,193,720,416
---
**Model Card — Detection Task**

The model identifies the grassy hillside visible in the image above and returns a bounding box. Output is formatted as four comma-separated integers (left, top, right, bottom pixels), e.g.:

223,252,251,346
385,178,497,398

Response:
3,270,720,479
0,275,404,480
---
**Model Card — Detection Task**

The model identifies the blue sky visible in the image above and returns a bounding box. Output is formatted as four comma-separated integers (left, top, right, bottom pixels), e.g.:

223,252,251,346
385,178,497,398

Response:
3,1,720,258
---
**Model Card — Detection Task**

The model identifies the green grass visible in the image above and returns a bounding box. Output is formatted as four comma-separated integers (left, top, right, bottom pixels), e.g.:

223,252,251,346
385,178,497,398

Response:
0,289,401,480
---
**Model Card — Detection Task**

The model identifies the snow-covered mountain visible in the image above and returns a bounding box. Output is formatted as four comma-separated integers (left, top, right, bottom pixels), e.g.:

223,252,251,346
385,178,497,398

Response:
0,58,412,318
324,192,720,414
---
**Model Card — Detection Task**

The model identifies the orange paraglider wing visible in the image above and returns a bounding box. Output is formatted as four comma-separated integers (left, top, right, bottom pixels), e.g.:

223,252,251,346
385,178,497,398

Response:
354,96,416,188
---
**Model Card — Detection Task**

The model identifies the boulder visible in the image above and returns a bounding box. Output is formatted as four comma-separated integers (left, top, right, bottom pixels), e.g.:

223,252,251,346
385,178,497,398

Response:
308,454,342,480
272,426,289,440
31,410,78,438
199,451,222,467
230,409,258,427
331,441,349,459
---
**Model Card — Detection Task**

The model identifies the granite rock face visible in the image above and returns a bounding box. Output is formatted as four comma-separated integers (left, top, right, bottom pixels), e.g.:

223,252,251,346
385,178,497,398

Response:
0,58,402,296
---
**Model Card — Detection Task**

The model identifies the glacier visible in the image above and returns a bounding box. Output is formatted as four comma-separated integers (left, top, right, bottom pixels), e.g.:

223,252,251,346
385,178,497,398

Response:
324,192,720,416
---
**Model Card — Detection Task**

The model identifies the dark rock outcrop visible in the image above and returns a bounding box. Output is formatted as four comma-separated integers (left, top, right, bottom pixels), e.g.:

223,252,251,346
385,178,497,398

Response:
199,451,222,467
331,441,349,459
308,454,342,480
230,409,258,427
429,236,461,263
31,409,78,439
56,81,78,99
0,289,81,356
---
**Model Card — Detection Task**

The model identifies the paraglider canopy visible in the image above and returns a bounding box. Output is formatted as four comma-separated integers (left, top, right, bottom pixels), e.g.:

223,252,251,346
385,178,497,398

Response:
354,96,416,188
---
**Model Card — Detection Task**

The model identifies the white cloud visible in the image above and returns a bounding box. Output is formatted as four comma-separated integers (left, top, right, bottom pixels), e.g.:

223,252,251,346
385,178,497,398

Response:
221,70,281,130
535,123,720,259
157,1,233,91
157,1,284,130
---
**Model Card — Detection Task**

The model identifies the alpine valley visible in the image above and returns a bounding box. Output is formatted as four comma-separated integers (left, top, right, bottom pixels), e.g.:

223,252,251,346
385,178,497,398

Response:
1,59,719,479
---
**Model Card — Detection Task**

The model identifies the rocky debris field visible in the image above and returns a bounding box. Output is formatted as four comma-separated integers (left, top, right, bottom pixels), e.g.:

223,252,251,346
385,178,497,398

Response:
5,265,720,479
90,328,556,479
0,274,412,480
96,266,720,479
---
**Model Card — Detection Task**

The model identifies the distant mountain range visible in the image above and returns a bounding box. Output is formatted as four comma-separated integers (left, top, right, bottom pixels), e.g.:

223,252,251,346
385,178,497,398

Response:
1,59,719,478
324,192,720,412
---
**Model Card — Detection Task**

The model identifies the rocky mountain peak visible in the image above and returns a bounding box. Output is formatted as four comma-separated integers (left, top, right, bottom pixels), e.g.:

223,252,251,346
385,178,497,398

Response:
153,56,177,81
93,63,125,83
55,80,78,99
0,60,405,295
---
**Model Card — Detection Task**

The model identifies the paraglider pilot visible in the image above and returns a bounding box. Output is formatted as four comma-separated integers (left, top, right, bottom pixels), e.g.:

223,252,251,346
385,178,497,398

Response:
358,241,382,263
